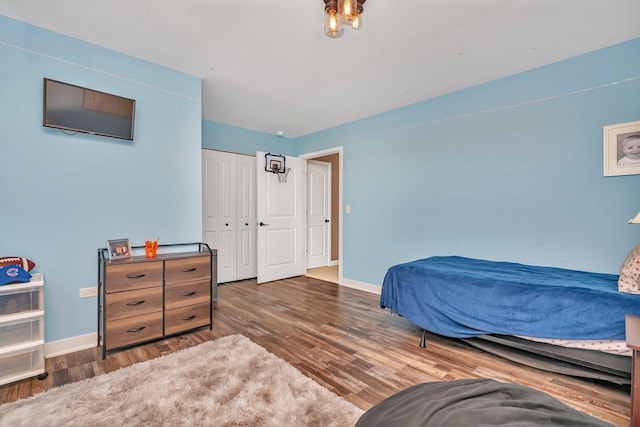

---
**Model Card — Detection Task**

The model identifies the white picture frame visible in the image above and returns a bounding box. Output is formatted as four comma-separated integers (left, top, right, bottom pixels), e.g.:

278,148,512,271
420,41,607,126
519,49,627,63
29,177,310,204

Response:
603,120,640,176
107,238,132,261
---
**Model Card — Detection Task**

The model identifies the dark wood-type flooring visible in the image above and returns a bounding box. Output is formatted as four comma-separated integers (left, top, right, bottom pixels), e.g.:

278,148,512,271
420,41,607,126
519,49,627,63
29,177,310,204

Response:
0,276,631,426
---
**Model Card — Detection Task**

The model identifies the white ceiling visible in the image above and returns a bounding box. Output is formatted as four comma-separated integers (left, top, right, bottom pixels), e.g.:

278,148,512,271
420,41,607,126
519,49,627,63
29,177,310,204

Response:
2,1,639,138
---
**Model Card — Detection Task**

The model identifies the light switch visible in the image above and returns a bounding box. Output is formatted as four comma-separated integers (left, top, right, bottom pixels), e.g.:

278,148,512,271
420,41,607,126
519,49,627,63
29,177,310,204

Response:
345,205,351,214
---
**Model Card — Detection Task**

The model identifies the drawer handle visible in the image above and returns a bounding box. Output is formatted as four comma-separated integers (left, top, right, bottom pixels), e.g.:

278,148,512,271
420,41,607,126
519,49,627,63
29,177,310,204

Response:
126,300,146,306
126,326,146,333
182,268,197,273
126,273,146,279
180,291,197,297
181,315,197,321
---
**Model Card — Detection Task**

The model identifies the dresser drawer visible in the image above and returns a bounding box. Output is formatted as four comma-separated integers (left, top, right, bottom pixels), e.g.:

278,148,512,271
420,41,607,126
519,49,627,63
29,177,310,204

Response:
105,287,163,321
105,312,163,350
105,262,163,293
164,303,210,336
165,279,211,310
165,256,210,285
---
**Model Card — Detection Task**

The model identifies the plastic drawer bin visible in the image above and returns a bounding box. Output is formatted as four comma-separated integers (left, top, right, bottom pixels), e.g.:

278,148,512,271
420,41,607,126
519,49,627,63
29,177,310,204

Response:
0,344,45,385
0,285,43,316
0,315,44,348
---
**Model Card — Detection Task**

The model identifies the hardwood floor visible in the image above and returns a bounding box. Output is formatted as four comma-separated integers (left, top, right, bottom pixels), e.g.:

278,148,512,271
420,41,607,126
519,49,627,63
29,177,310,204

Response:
0,276,631,426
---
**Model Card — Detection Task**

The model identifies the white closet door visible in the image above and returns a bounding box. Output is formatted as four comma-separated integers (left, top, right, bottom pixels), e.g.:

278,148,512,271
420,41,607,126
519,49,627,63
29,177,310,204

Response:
236,154,257,280
202,149,219,255
217,152,237,283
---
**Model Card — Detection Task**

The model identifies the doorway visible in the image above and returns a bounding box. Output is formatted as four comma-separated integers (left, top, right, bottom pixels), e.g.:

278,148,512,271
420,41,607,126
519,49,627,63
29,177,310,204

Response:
300,147,342,285
306,265,339,283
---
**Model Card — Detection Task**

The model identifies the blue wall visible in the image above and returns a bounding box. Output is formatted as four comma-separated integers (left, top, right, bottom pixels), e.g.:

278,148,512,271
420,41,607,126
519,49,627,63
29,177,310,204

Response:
0,16,203,343
295,38,640,285
202,120,294,156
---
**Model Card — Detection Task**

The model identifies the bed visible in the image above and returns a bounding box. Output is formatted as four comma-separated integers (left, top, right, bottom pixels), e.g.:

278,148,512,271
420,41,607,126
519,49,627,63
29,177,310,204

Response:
380,256,640,384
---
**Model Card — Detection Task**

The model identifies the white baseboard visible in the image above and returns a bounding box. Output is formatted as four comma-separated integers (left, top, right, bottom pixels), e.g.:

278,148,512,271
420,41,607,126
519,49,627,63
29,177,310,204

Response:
44,332,97,358
329,260,340,267
340,278,381,295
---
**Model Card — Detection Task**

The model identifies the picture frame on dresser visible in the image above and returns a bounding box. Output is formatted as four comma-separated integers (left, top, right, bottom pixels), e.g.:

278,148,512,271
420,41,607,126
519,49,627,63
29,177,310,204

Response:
603,119,640,176
107,238,132,260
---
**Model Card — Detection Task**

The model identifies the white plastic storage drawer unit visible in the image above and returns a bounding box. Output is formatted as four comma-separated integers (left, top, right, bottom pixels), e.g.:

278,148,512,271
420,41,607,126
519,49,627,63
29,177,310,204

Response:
0,273,47,385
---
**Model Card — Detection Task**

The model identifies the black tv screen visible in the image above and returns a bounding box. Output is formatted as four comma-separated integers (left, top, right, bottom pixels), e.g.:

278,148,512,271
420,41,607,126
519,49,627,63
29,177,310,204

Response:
43,78,135,141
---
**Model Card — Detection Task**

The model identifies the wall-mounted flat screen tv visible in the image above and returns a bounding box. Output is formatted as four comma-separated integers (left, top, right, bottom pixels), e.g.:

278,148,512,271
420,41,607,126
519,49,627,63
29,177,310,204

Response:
43,78,135,141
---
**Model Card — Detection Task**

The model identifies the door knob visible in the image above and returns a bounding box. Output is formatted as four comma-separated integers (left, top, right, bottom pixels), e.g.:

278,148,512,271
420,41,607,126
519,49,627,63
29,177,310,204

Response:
259,222,269,226
225,223,229,226
324,219,330,223
245,223,249,226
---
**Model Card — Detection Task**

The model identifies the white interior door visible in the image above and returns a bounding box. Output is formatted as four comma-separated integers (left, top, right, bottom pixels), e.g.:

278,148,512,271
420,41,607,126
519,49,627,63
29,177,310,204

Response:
307,161,331,269
256,152,306,284
202,149,218,255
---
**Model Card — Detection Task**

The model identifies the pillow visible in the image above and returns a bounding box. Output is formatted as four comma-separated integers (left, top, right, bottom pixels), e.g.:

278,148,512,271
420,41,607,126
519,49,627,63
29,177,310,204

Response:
0,256,35,272
618,244,640,294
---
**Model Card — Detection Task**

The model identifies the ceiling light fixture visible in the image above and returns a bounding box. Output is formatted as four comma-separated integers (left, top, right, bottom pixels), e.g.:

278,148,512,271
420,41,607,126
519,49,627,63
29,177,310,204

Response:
323,0,366,39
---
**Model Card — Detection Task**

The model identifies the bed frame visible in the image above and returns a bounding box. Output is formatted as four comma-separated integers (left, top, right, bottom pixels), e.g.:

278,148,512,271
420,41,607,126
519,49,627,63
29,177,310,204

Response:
420,329,631,385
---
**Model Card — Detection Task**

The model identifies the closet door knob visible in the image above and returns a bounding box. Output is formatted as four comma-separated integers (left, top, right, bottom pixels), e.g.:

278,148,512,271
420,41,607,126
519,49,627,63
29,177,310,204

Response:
259,222,269,226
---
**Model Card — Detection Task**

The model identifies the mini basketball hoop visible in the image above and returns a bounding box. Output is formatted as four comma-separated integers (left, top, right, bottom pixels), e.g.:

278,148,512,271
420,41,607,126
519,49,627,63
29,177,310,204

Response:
265,152,290,183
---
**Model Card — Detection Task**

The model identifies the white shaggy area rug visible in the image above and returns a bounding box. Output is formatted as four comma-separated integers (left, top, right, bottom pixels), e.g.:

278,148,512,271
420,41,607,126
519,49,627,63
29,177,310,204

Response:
0,335,364,426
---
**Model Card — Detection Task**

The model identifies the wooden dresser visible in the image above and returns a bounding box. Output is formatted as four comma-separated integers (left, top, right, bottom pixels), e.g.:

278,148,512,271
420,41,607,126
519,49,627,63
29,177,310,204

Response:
98,243,216,358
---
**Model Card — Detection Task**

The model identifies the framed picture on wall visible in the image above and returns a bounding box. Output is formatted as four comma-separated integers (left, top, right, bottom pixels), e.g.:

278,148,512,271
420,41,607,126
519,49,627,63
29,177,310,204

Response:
107,238,132,261
603,120,640,176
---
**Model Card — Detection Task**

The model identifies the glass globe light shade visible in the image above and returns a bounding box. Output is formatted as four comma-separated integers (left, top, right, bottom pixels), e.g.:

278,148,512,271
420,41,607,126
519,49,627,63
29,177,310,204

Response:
351,13,362,30
338,0,357,24
325,10,343,38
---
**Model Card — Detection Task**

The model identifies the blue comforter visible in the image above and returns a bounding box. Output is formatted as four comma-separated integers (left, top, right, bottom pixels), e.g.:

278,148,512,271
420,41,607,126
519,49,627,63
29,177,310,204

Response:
380,256,640,340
